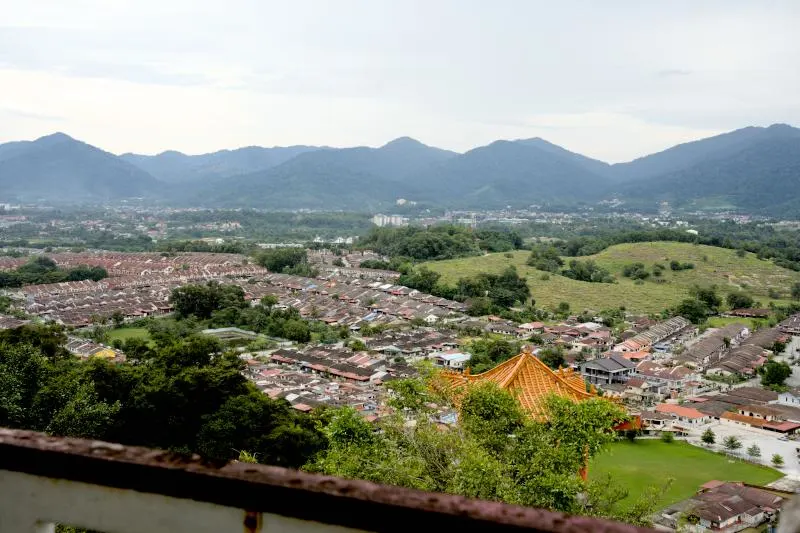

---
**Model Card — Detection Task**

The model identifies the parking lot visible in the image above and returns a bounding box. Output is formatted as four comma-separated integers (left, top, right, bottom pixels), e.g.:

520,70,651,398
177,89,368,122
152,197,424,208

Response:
687,421,800,477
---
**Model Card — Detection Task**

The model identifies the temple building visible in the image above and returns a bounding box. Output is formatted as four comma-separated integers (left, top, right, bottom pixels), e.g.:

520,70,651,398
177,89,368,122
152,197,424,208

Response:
441,349,598,419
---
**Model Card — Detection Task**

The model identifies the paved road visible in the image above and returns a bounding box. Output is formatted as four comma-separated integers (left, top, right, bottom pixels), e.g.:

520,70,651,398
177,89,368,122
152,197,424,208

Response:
687,422,800,477
775,335,800,388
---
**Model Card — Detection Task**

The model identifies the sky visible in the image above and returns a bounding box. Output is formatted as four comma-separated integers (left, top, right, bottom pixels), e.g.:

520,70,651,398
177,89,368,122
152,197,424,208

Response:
1,0,799,162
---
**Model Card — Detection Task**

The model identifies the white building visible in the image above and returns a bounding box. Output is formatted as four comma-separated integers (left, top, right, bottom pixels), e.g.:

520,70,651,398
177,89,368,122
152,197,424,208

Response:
371,214,409,227
430,351,471,371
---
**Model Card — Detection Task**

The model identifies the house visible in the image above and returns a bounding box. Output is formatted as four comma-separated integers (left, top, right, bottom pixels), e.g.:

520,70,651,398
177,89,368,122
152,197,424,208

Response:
580,354,636,385
430,350,471,372
689,482,789,532
655,403,710,426
727,308,771,318
678,323,749,370
517,322,545,334
778,313,800,335
640,410,674,432
720,411,800,434
774,387,800,407
705,344,767,376
622,377,661,405
612,316,693,352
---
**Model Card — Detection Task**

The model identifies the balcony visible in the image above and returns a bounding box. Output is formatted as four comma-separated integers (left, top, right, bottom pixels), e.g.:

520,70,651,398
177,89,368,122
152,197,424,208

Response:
0,427,650,533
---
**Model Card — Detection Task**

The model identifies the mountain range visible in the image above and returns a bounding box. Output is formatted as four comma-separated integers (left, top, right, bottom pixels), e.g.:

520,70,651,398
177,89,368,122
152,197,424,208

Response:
1,124,799,214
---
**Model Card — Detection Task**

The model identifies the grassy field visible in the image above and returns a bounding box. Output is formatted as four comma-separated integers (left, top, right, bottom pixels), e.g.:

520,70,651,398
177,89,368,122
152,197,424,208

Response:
590,440,782,510
423,242,800,314
107,327,153,345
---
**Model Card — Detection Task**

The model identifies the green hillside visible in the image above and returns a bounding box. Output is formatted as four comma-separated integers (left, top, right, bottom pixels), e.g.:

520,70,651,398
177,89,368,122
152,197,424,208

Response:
423,242,800,314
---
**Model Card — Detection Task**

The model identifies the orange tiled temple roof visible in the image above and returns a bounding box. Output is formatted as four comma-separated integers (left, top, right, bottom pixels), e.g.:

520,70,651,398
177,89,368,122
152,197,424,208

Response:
442,350,597,418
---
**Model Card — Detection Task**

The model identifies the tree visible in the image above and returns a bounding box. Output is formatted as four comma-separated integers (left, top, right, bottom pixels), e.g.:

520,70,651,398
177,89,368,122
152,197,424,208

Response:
398,267,441,294
283,320,311,343
690,286,722,314
760,360,792,388
660,431,674,443
726,292,755,310
746,444,761,459
527,245,563,273
254,248,308,273
723,435,742,452
675,298,709,324
701,428,715,446
792,282,800,301
170,282,246,319
772,454,784,467
538,346,566,370
260,295,279,310
307,381,653,524
111,310,125,328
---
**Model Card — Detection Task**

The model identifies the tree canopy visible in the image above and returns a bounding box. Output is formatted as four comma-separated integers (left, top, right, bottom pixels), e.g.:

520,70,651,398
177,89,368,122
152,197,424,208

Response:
0,324,325,467
306,376,661,526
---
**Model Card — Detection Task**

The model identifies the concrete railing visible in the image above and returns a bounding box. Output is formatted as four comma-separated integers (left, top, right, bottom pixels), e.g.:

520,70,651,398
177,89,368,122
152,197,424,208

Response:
0,428,650,533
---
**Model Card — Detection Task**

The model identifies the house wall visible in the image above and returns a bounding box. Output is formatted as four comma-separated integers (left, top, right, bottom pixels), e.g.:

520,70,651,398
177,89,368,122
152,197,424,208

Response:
777,393,800,406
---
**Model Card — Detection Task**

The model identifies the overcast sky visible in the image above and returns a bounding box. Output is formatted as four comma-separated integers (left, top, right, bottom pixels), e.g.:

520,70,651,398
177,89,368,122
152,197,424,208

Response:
1,0,799,162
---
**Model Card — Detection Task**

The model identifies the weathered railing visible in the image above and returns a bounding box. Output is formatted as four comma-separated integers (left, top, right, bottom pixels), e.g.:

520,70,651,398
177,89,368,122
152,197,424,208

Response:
0,428,649,533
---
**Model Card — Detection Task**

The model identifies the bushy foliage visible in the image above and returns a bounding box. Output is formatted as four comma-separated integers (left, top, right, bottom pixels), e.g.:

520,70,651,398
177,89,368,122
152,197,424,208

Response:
306,379,659,525
0,324,325,466
561,259,614,283
527,245,564,273
254,248,317,276
622,262,650,280
759,360,792,388
726,292,755,309
0,256,108,288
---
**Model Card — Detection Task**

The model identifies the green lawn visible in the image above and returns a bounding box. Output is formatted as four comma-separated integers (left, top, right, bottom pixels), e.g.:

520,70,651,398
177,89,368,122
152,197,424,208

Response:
423,242,800,314
107,327,152,345
590,440,782,510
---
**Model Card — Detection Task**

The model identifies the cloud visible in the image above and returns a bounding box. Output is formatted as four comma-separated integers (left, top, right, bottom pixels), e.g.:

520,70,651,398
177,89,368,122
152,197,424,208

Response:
0,107,65,122
0,1,799,162
656,69,693,78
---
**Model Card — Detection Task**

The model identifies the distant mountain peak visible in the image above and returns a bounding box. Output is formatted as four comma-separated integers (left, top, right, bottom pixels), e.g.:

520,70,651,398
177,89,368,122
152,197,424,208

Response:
36,132,74,143
381,136,426,149
765,123,798,134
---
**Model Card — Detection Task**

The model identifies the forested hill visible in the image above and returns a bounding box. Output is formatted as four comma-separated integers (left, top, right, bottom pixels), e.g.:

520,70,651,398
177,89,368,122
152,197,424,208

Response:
2,124,800,213
0,133,161,202
617,124,800,213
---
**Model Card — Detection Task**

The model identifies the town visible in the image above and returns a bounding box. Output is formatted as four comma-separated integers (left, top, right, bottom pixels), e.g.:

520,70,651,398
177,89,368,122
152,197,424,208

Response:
4,242,800,529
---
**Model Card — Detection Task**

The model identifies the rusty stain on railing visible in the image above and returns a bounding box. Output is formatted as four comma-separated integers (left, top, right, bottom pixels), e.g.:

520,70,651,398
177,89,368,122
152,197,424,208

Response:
243,511,262,533
0,427,651,533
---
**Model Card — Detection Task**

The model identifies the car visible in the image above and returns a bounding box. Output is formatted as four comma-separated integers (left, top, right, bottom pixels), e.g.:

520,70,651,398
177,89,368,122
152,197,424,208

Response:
778,436,789,441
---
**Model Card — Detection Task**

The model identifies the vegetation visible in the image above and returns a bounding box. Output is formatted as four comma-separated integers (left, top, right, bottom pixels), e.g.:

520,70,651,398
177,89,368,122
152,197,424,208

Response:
359,225,523,262
171,281,248,319
254,248,317,277
527,245,564,273
660,431,675,444
772,454,785,467
0,256,108,288
561,259,614,284
307,376,661,525
759,360,792,389
463,338,522,373
425,242,800,314
399,265,531,312
590,441,782,511
0,324,325,466
722,435,742,452
747,444,761,459
701,429,715,446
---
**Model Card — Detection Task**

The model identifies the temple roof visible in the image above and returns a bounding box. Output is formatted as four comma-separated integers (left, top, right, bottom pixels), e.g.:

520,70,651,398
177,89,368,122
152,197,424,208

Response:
442,350,597,418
